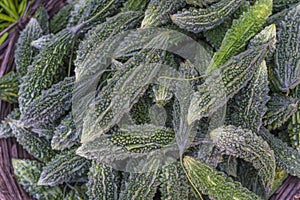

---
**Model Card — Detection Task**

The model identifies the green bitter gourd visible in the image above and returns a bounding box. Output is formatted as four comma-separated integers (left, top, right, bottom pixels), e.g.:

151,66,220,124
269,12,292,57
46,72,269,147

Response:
171,0,243,33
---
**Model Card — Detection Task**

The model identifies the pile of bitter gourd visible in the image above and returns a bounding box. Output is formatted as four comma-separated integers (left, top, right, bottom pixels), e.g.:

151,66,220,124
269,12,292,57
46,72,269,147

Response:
0,0,299,199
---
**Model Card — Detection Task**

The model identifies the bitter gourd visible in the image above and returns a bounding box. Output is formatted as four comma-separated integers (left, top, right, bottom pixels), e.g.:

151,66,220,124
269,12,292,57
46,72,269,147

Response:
263,94,298,130
79,0,125,29
8,120,55,162
266,3,299,25
38,148,91,186
67,0,88,27
203,0,250,50
288,85,300,150
260,127,300,177
81,50,171,143
30,34,55,50
77,135,126,165
118,170,160,200
142,0,186,28
68,0,124,28
19,29,75,112
273,0,300,10
171,0,243,33
12,159,64,200
272,4,300,92
208,0,272,71
8,1,300,198
174,61,196,155
0,72,18,103
188,42,273,124
75,11,143,80
0,108,20,138
229,60,270,132
109,124,174,153
77,124,175,168
51,113,80,151
21,77,74,133
188,23,276,124
50,3,74,33
0,119,13,138
235,160,266,198
86,161,120,200
64,185,88,200
210,125,276,193
34,5,49,34
288,107,300,151
183,156,260,199
130,95,152,125
159,161,196,200
204,18,233,50
14,18,43,79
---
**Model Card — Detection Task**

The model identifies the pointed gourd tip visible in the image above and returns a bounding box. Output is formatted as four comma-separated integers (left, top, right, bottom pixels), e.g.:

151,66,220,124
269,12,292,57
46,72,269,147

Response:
170,14,176,22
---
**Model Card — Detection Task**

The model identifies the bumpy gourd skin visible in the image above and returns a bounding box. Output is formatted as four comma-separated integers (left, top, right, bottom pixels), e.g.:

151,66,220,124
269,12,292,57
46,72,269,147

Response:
38,148,91,186
67,0,124,28
0,108,20,138
20,77,75,129
188,43,271,124
18,29,74,113
87,161,120,200
142,0,186,28
12,159,64,200
118,170,160,200
9,0,300,198
76,124,175,169
260,127,300,177
210,125,276,194
34,6,49,34
289,109,300,151
81,50,171,143
288,86,300,151
273,0,300,10
8,120,55,162
122,0,149,11
208,0,273,71
50,3,74,33
273,4,300,92
229,60,269,132
183,156,260,200
29,3,121,109
15,18,43,79
51,112,79,151
75,11,143,79
222,56,272,196
159,162,196,200
203,0,251,50
109,125,175,153
171,0,243,33
263,94,299,130
188,23,276,124
130,96,152,125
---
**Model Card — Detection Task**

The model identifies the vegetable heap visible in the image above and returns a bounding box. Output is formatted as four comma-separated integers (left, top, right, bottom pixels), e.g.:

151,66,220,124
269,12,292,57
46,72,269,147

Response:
0,0,299,199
